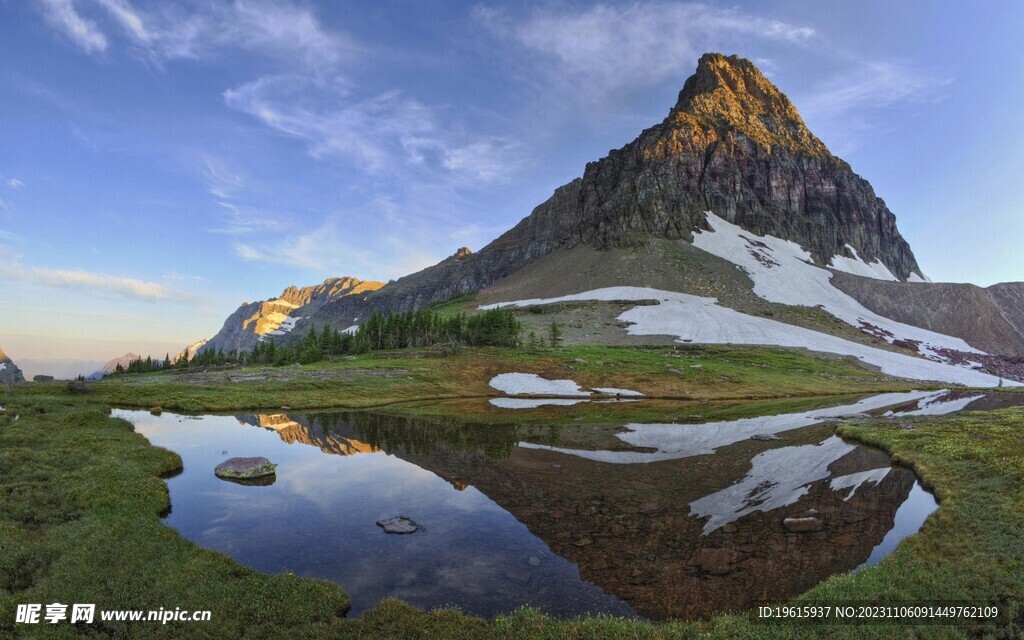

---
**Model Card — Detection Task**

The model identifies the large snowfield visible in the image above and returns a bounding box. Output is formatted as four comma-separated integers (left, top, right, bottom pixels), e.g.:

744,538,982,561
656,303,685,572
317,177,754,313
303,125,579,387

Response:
691,212,975,360
483,286,1014,387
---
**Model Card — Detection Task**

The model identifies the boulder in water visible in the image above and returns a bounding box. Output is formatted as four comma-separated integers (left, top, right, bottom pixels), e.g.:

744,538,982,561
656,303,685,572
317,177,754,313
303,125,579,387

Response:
214,456,277,481
376,515,421,534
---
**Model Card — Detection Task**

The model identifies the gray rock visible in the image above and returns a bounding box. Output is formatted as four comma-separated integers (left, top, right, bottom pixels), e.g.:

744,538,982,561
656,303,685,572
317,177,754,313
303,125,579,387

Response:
214,456,277,480
376,515,421,534
750,433,780,441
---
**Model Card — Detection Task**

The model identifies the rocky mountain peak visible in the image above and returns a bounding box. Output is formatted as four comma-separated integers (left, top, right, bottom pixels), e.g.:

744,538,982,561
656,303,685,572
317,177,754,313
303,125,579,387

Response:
665,53,831,159
452,247,472,260
201,275,386,355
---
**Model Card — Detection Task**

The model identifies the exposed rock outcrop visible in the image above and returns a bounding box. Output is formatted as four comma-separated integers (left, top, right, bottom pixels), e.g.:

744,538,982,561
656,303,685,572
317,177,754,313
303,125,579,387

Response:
0,346,25,384
831,274,1024,357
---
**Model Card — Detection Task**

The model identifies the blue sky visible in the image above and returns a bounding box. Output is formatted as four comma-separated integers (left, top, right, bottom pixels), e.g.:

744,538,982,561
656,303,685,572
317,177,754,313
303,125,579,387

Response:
1,1,1022,375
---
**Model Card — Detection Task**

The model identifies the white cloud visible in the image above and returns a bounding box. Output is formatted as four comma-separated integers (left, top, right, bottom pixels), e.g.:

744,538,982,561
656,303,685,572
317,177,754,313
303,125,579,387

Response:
223,74,435,173
4,178,25,189
30,267,168,300
33,0,354,66
476,2,815,97
441,140,520,184
201,155,243,199
94,0,149,43
34,0,108,53
223,73,518,183
208,202,288,236
0,244,198,303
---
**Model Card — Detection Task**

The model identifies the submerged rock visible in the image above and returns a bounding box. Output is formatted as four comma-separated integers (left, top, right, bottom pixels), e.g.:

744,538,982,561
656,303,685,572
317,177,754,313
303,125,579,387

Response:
214,456,277,481
692,548,738,575
376,515,421,534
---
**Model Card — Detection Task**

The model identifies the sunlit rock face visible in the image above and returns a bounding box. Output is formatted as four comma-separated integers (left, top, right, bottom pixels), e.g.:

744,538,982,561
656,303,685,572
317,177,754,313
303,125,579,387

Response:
0,346,25,384
202,276,384,354
173,338,209,363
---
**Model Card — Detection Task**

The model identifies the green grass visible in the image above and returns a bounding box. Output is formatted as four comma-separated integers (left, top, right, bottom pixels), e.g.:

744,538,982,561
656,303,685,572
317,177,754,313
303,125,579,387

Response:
0,403,350,639
10,344,928,415
1,391,1022,638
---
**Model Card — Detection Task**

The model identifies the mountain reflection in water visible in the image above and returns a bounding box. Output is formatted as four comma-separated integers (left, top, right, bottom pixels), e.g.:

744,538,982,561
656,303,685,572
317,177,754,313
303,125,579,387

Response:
116,390,1011,620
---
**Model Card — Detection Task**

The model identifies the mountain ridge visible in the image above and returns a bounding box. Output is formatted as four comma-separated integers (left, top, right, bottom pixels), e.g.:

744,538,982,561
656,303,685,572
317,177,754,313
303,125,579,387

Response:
201,276,385,354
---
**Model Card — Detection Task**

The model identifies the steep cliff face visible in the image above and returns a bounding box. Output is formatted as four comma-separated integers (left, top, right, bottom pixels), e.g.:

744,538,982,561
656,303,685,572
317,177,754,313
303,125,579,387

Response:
0,346,25,384
306,53,924,330
202,277,384,354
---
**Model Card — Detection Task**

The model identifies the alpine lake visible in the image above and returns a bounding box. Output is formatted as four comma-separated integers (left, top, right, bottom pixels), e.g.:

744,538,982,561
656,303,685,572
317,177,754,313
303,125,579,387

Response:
118,389,1024,621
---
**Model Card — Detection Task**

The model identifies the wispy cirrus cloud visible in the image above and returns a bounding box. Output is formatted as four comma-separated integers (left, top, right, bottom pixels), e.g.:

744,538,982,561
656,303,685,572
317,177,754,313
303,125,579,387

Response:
796,60,951,153
475,2,815,98
34,0,108,53
33,0,353,66
222,73,519,183
231,202,445,282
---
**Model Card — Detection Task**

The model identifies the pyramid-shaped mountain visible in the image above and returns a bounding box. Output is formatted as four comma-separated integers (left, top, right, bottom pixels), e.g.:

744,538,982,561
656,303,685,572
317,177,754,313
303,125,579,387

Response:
303,54,923,326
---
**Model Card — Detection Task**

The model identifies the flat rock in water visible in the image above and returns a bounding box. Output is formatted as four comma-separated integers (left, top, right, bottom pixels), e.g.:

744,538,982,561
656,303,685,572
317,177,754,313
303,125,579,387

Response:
376,515,421,534
214,456,277,480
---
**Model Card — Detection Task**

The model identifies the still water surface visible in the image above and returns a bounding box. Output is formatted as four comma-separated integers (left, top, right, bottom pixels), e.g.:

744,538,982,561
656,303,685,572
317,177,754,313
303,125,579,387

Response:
122,389,1012,620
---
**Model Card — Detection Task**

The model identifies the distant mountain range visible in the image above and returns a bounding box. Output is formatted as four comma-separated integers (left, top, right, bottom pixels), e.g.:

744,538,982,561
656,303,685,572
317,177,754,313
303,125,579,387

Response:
188,54,1023,386
89,353,142,380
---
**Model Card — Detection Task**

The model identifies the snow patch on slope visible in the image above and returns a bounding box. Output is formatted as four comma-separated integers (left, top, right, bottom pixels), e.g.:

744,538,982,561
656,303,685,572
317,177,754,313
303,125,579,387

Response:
266,315,304,337
483,287,1014,387
691,211,980,359
488,373,591,397
828,245,899,281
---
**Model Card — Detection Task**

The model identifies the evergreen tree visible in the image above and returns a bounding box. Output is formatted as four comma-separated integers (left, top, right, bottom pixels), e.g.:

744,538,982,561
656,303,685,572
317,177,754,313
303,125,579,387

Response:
548,321,563,347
